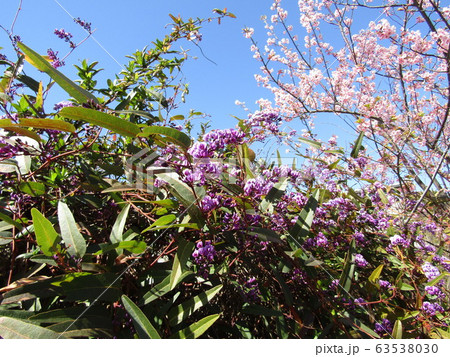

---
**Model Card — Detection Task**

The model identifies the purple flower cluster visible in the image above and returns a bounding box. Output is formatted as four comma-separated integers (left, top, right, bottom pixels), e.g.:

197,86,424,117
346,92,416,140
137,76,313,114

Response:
354,254,368,268
389,234,409,248
379,280,392,290
54,28,75,48
243,110,281,140
424,286,445,299
421,262,440,281
421,301,445,316
374,319,393,335
47,49,65,68
188,129,245,159
243,277,261,303
200,194,221,212
0,53,7,61
243,176,273,197
0,137,21,160
192,240,216,278
74,17,92,33
53,100,73,111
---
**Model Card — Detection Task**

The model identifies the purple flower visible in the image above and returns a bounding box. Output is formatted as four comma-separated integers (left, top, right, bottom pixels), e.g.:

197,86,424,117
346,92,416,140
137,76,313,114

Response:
424,286,445,299
374,319,393,335
422,301,444,316
389,234,409,247
243,277,261,303
47,49,65,68
53,100,73,111
74,17,92,33
192,240,216,278
379,280,392,290
355,254,368,268
200,194,220,212
54,28,75,47
422,262,440,281
315,232,328,247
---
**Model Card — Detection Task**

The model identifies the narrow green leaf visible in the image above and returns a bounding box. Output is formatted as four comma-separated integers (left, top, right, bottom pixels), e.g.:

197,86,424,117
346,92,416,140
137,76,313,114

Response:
0,210,23,230
0,316,63,339
392,320,403,339
259,178,288,214
109,204,130,244
121,295,161,339
170,314,220,339
17,42,97,104
339,312,380,339
138,126,191,150
425,272,450,287
18,181,46,197
19,118,75,133
368,264,384,284
170,238,195,290
156,173,205,226
60,107,140,137
289,189,320,252
149,214,177,229
31,208,61,257
247,227,283,243
58,201,87,258
350,131,365,158
167,285,223,326
93,240,147,255
298,137,322,149
141,271,194,305
338,239,356,295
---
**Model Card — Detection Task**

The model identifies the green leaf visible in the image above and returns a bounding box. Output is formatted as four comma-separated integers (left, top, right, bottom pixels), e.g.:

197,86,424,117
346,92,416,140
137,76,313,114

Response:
31,208,61,257
425,272,450,287
93,240,147,255
138,126,191,150
170,238,195,290
149,214,177,229
141,271,194,305
247,227,283,243
289,190,320,255
350,131,365,158
109,204,131,247
60,107,140,137
156,173,205,226
167,285,223,326
338,238,356,295
259,178,288,214
339,312,380,339
58,272,122,302
298,137,322,149
392,320,403,339
121,295,161,339
18,182,46,197
368,264,384,284
18,42,97,104
170,314,220,339
18,118,75,133
0,210,23,230
58,201,87,258
29,306,109,323
0,316,63,339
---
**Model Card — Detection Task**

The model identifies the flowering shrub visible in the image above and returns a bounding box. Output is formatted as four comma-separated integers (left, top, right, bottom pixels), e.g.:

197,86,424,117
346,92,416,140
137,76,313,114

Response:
0,2,449,339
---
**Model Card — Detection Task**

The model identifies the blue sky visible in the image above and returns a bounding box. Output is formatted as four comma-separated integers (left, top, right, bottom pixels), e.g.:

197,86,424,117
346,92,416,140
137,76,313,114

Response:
1,0,364,158
1,1,287,128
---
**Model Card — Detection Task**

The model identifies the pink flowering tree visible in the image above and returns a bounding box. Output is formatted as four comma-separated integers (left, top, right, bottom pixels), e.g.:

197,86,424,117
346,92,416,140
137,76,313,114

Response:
244,0,449,221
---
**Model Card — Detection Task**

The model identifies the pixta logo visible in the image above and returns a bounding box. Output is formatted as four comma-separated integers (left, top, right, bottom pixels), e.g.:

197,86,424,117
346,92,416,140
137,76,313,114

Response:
125,148,175,193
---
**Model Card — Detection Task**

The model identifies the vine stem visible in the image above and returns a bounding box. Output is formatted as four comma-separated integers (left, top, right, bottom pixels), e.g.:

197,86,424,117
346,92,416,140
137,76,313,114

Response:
10,0,23,34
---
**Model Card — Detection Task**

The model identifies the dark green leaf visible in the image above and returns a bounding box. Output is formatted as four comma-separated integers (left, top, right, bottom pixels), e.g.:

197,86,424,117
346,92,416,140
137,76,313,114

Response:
18,42,97,104
338,239,356,295
167,285,222,326
170,314,220,339
60,107,140,137
0,316,63,339
350,131,365,158
121,295,161,339
170,238,195,290
138,126,191,150
58,201,87,258
31,208,61,257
